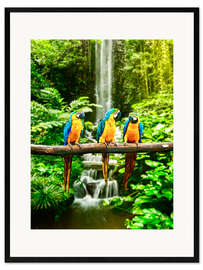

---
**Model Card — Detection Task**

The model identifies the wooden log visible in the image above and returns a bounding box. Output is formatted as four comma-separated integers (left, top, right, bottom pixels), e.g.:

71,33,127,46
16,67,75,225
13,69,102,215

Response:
31,142,173,156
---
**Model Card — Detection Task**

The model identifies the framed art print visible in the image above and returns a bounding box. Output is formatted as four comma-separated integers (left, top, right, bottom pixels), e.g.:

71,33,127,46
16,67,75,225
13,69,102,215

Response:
5,7,199,262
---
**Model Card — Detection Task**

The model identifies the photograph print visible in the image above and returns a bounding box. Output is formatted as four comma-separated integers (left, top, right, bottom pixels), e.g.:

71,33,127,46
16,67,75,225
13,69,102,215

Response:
31,39,173,230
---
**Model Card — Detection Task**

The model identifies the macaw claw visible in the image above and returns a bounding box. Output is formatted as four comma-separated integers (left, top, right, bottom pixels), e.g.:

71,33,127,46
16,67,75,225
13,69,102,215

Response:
104,142,108,148
68,143,73,151
75,142,82,149
111,142,117,147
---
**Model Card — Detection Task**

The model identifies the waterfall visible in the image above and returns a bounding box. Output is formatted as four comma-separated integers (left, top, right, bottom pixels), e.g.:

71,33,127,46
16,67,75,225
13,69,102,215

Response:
95,40,113,120
73,131,119,209
73,168,119,209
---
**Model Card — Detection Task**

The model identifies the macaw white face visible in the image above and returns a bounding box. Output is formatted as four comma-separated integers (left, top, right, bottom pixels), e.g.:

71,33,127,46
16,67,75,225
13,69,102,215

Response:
76,111,85,119
113,110,121,120
129,114,138,123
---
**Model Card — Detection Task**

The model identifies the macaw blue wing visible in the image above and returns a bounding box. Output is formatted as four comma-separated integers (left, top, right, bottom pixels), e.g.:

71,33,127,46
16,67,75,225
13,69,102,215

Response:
139,122,143,143
123,119,130,139
96,119,105,143
63,111,78,145
64,120,72,145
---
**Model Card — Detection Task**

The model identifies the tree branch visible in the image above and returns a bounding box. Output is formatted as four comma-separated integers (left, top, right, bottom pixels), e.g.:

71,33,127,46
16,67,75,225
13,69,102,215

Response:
31,142,173,156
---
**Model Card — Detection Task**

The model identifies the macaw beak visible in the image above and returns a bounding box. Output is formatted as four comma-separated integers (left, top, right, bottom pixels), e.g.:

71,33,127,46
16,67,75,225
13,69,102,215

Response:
129,115,138,123
114,110,121,120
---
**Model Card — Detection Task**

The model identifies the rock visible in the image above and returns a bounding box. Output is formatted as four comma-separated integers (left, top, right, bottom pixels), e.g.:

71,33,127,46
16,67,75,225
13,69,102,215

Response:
86,182,97,196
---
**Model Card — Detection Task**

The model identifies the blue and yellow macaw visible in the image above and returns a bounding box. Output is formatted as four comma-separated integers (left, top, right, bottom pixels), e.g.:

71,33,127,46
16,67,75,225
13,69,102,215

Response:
63,110,85,192
123,113,143,190
96,108,121,183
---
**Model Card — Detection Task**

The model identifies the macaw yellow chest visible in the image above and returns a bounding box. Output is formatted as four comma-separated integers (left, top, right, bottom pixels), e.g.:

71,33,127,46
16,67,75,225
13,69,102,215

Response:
100,115,116,143
126,122,140,143
68,118,83,144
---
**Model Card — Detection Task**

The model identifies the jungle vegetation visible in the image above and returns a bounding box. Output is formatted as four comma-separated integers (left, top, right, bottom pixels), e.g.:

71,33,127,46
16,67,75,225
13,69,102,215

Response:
31,39,173,229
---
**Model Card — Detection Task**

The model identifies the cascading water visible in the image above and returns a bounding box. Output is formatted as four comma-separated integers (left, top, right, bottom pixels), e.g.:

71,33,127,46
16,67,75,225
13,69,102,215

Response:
95,40,113,120
72,131,119,209
73,170,118,209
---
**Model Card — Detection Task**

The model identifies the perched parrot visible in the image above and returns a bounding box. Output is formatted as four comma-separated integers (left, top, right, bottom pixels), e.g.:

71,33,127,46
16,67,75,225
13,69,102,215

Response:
63,110,85,192
96,108,121,183
123,113,143,190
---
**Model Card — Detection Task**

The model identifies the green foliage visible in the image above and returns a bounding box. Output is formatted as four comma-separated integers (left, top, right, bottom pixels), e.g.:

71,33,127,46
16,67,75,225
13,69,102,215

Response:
33,87,65,109
127,159,173,229
31,179,64,211
67,96,101,113
31,100,66,145
31,155,81,213
109,155,173,229
125,208,173,229
31,40,96,102
31,174,75,213
113,40,173,114
131,90,173,143
108,91,173,229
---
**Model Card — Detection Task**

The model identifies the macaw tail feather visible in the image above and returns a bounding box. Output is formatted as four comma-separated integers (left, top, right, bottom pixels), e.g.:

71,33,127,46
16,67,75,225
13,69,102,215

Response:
64,155,73,192
123,153,137,191
102,153,109,184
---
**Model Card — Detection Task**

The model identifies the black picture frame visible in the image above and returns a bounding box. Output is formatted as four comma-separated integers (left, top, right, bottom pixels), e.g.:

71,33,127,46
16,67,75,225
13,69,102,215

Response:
5,7,199,263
